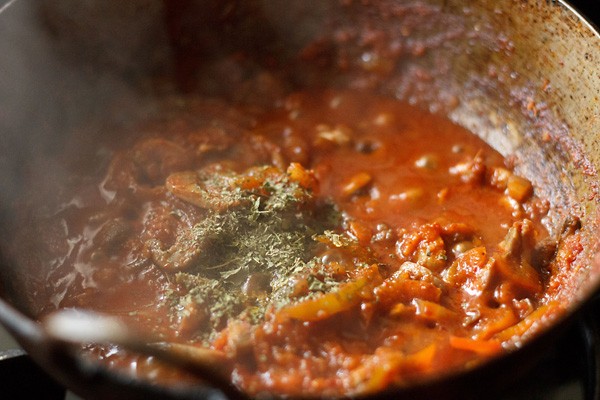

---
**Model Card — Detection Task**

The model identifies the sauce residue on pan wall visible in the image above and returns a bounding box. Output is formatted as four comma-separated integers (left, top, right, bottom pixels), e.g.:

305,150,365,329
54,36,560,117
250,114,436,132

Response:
10,89,580,397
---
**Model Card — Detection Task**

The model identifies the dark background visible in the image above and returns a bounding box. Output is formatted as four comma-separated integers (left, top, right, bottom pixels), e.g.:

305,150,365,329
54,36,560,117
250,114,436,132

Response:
568,0,599,26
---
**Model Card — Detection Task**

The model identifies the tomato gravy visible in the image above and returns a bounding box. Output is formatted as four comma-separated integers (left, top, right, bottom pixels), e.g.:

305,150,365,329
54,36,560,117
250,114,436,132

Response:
11,89,573,397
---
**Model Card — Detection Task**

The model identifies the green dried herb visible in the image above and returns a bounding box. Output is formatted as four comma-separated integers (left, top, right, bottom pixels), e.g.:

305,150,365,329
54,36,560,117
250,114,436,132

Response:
166,166,348,338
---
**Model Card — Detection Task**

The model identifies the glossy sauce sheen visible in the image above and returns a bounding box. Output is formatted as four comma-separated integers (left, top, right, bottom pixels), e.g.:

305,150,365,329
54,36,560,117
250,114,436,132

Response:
24,90,562,397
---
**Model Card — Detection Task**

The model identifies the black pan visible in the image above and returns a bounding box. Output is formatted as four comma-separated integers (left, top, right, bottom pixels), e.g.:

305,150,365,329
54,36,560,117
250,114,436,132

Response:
0,0,599,399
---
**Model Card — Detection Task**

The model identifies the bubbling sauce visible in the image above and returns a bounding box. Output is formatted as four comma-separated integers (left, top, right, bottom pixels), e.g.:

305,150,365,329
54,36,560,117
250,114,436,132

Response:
14,90,572,397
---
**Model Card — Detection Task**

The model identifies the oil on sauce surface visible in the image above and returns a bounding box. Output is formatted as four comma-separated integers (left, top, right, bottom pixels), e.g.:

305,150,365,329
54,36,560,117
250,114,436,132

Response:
12,90,572,397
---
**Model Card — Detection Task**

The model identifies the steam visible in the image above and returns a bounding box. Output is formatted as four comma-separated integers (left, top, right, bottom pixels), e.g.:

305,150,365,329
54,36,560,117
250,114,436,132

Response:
0,0,19,14
0,0,171,311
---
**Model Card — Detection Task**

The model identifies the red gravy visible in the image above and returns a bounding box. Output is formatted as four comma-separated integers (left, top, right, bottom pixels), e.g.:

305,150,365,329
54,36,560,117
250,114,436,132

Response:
12,90,574,397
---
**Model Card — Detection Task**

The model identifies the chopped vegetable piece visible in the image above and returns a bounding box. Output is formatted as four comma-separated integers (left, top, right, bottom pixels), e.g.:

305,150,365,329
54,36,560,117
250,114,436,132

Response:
286,162,319,193
342,172,373,197
495,220,542,295
278,266,379,322
494,304,561,342
448,336,502,356
444,246,491,296
375,277,442,306
412,298,457,324
507,175,533,202
314,124,353,147
351,344,436,394
474,305,519,340
488,166,512,190
396,224,447,271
